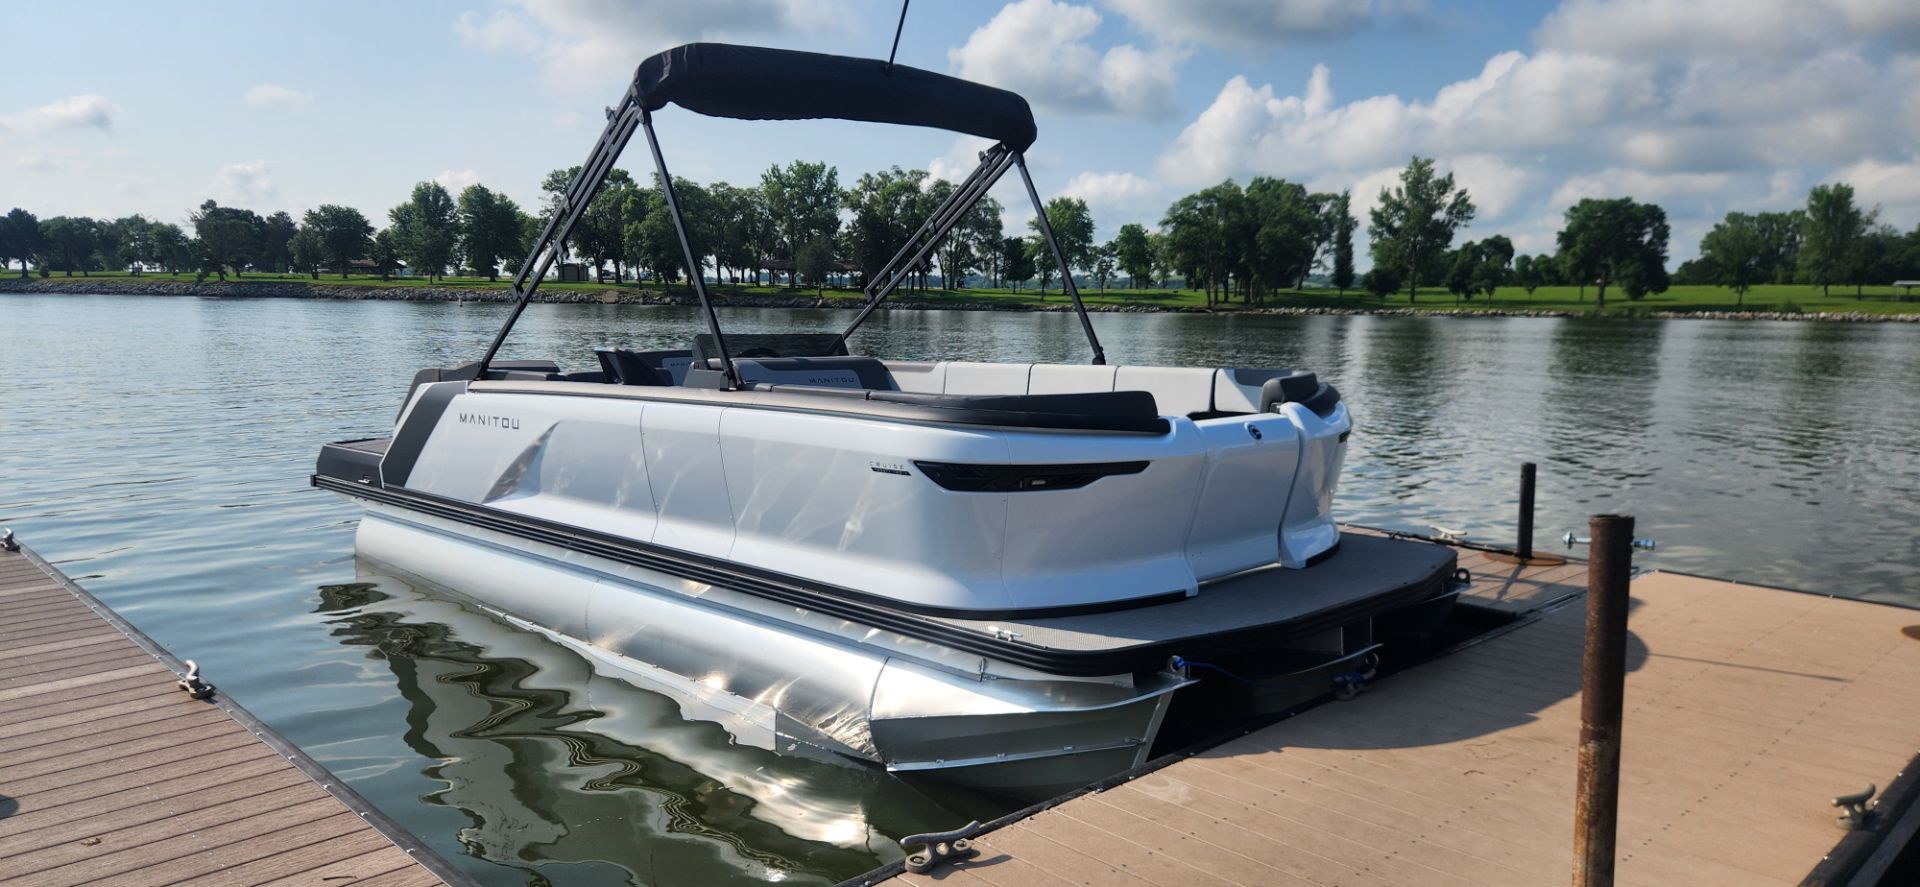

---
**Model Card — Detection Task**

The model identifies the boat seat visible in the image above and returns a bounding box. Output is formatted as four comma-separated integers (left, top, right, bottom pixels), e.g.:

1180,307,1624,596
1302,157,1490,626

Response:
943,361,1032,395
868,389,1163,430
730,356,898,390
595,348,667,385
883,360,946,393
1115,366,1218,417
1214,368,1294,414
1028,364,1117,394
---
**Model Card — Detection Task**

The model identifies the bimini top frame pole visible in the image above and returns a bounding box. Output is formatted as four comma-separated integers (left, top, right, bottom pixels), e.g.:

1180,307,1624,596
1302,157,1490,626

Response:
640,111,738,388
476,100,738,388
476,93,644,379
836,148,1107,365
1018,154,1106,365
479,42,1104,377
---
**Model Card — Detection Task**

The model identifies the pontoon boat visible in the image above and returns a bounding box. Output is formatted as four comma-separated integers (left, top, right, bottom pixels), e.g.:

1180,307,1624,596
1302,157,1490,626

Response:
315,43,1462,798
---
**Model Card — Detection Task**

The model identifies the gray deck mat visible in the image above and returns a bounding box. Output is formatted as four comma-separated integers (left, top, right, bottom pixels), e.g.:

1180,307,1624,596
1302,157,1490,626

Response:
927,533,1455,652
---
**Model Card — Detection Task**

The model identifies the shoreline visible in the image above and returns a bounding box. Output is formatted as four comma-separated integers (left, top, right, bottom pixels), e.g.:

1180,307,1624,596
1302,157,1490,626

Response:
4,277,1916,323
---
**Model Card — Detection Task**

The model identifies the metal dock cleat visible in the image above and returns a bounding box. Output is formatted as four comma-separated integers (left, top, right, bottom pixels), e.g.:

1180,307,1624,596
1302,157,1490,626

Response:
901,820,983,873
1831,784,1877,830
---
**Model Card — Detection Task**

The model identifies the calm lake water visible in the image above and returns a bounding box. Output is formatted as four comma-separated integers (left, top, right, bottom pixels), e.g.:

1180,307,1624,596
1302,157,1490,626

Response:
4,292,1918,885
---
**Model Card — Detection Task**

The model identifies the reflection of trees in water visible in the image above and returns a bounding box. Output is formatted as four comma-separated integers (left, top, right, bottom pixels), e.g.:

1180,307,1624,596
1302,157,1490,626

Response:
314,581,912,886
1354,319,1450,496
1542,320,1666,475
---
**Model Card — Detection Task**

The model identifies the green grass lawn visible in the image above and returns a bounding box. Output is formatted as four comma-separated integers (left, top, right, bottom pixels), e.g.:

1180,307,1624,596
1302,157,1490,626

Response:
17,271,1920,315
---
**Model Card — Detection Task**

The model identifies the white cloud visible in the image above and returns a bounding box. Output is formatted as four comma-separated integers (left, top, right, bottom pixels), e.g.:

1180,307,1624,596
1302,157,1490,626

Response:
1104,0,1373,47
1062,171,1163,222
1829,155,1920,227
214,159,276,205
1536,0,1920,59
12,149,63,172
1549,169,1733,207
949,0,1181,118
0,94,117,132
244,84,311,109
927,136,998,183
454,0,853,90
434,169,483,194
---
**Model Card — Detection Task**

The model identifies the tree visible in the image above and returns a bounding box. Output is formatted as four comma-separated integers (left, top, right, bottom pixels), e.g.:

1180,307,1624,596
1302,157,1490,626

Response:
1161,181,1248,305
150,222,189,275
1091,241,1117,293
1029,196,1095,289
1699,212,1766,306
289,225,325,279
1799,183,1871,296
1028,237,1055,293
1753,210,1804,284
1330,191,1356,295
1000,236,1034,292
761,160,841,287
1368,156,1475,302
261,211,297,274
38,216,101,276
1244,177,1324,303
622,188,681,284
2,208,42,277
1473,234,1513,299
1556,197,1671,310
1112,223,1154,289
502,212,541,278
1362,265,1401,301
844,166,927,288
796,236,833,294
369,229,401,280
303,204,373,278
455,184,524,281
105,215,158,274
1513,254,1543,297
390,182,457,281
190,200,266,278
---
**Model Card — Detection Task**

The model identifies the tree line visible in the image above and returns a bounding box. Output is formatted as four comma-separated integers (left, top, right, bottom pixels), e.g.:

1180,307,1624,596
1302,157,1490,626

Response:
4,158,1916,307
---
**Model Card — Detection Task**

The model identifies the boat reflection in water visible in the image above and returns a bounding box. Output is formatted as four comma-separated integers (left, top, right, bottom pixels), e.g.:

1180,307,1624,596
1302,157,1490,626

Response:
315,563,1006,886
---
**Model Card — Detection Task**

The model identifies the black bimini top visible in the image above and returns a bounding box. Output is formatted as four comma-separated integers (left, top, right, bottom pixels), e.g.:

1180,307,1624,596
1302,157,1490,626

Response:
633,43,1037,150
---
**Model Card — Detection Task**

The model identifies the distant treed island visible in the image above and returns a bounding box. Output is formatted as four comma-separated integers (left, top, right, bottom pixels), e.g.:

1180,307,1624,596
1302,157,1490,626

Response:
4,156,1918,317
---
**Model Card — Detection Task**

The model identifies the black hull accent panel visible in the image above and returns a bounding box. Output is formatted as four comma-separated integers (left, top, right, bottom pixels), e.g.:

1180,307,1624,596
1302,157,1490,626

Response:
313,475,1455,677
316,437,392,488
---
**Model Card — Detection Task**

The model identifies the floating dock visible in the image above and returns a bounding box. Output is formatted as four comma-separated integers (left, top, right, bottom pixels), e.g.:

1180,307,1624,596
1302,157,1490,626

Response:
0,540,474,887
876,532,1920,887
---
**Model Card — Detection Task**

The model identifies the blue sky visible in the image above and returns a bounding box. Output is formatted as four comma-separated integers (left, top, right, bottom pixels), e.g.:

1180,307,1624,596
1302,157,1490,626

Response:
5,0,1917,266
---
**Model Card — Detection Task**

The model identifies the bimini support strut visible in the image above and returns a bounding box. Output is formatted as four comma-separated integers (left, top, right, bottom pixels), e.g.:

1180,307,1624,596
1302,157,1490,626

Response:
641,110,738,388
836,143,1014,350
1017,154,1106,365
477,92,645,379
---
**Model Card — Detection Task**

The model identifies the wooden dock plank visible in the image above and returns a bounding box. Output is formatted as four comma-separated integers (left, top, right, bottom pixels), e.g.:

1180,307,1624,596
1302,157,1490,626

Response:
0,545,462,887
888,555,1920,887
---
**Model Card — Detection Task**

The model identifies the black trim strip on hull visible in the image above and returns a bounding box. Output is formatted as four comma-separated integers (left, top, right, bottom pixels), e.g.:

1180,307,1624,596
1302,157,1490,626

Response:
314,474,1452,677
380,381,463,487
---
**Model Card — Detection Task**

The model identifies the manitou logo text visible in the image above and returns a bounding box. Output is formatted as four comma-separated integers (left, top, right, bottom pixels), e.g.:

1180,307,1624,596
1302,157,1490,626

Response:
458,413,521,430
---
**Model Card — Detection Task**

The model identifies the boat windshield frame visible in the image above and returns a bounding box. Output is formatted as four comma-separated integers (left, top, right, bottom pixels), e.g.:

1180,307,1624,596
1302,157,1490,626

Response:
475,43,1107,388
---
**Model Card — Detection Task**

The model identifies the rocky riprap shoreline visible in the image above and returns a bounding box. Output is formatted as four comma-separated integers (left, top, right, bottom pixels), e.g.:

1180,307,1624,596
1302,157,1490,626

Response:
4,277,1917,322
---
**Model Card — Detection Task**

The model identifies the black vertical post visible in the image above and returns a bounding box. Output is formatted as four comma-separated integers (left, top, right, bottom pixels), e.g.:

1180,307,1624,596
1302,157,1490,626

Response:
640,111,737,389
1574,513,1633,887
1015,154,1107,366
1517,462,1537,560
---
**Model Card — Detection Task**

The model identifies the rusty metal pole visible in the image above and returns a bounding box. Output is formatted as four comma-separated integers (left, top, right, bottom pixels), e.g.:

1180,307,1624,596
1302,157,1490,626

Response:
1517,462,1537,560
1573,513,1634,887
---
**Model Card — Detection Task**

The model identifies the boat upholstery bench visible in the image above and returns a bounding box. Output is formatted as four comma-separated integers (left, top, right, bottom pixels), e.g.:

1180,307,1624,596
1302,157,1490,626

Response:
882,360,1301,418
471,379,1172,434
